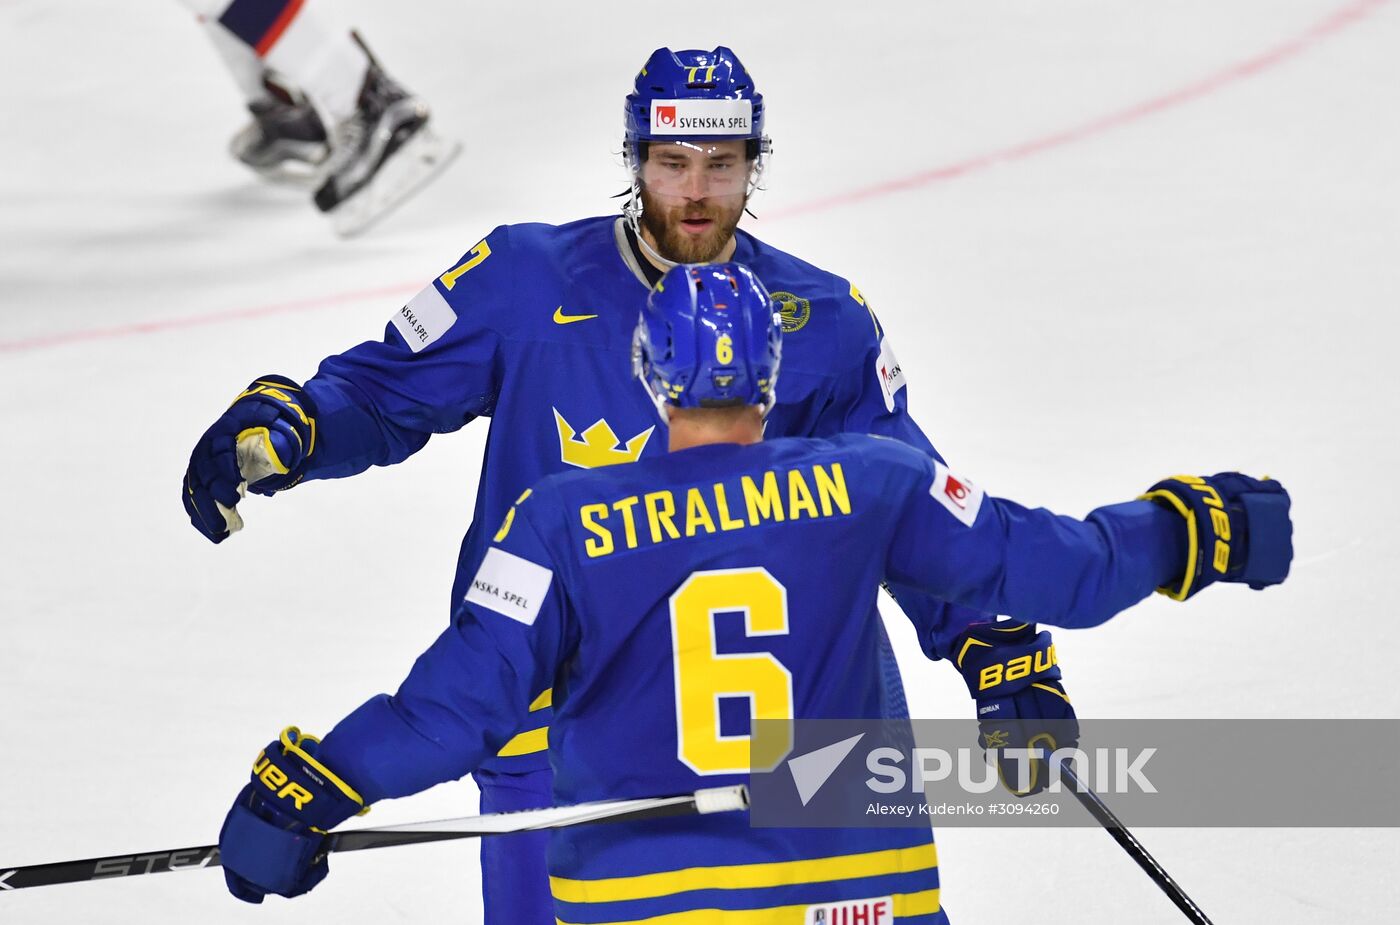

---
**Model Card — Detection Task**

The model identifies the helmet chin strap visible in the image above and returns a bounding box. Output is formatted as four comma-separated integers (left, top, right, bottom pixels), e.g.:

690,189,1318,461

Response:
636,367,673,426
625,183,680,272
638,227,681,273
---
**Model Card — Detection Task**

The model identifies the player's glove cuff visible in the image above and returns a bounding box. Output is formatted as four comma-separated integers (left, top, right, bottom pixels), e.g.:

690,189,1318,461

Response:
246,726,368,831
227,376,319,495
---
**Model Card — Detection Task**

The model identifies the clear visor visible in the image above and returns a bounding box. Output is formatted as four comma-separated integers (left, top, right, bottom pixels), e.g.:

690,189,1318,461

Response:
632,139,765,200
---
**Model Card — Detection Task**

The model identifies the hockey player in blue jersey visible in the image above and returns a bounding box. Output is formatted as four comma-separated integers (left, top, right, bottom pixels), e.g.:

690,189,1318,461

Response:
189,47,1081,922
216,262,1292,922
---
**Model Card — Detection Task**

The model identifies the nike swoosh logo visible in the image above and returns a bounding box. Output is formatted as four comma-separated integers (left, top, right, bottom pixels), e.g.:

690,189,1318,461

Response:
553,306,599,325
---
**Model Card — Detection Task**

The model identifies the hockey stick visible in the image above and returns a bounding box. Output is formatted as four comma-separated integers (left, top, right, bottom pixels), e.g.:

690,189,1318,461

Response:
1057,761,1214,924
0,785,747,892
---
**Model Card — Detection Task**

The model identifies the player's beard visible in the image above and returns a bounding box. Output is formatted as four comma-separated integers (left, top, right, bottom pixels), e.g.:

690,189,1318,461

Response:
639,187,745,264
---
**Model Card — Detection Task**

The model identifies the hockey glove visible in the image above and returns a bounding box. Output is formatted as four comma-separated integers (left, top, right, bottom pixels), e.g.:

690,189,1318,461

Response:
183,376,317,543
1141,472,1292,600
219,726,368,904
953,622,1078,797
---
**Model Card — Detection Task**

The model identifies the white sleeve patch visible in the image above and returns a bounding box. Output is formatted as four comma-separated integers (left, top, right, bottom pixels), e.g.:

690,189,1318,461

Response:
930,461,985,528
876,335,907,413
465,547,554,626
391,284,457,353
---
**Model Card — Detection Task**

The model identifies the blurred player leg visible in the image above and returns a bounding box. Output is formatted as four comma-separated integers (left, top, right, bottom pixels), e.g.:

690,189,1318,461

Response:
180,0,331,185
179,0,459,233
474,767,555,925
309,32,462,237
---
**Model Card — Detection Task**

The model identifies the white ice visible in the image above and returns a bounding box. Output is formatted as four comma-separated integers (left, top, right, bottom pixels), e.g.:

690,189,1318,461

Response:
2,0,1398,921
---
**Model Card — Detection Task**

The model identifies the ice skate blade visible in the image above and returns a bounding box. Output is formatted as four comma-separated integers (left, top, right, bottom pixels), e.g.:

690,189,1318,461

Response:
249,161,331,190
232,134,331,189
329,127,462,238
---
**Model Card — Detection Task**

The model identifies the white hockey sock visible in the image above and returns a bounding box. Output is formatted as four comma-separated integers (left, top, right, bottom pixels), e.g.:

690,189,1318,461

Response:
259,6,370,125
182,0,371,124
180,0,266,104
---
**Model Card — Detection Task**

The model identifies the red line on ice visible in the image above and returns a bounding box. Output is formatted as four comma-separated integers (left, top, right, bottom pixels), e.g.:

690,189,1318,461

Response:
0,0,1385,355
0,283,420,354
763,0,1388,220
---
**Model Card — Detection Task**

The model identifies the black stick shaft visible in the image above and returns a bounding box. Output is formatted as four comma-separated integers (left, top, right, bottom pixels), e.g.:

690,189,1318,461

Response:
1059,761,1215,925
0,847,222,891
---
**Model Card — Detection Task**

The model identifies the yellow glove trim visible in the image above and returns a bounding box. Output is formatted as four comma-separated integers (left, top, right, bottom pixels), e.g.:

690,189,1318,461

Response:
1031,681,1071,704
278,726,371,816
995,731,1060,797
235,427,292,475
955,636,992,669
1139,487,1198,602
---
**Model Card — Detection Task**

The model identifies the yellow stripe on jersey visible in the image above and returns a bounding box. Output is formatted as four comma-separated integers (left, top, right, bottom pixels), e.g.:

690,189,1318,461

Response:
497,725,549,757
551,843,937,904
494,692,553,758
554,888,939,925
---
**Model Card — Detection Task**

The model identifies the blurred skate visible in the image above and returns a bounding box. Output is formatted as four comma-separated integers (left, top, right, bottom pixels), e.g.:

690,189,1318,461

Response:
313,38,460,238
229,79,331,188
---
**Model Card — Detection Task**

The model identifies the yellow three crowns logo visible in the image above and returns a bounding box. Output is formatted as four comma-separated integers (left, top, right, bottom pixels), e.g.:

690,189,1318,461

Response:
553,408,655,469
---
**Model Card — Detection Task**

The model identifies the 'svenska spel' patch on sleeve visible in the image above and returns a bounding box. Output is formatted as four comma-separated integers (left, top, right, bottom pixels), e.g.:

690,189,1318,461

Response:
876,335,907,412
391,284,457,353
650,99,753,136
930,461,985,528
465,548,554,626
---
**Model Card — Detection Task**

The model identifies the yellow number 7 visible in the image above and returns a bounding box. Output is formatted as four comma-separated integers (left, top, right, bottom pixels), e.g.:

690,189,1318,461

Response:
439,240,492,291
670,568,794,775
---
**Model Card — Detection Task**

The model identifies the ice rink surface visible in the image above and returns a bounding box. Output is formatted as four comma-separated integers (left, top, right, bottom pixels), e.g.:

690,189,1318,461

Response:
3,0,1399,921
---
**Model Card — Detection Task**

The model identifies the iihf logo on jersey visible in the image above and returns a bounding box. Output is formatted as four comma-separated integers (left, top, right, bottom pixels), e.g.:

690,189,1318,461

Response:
805,896,894,925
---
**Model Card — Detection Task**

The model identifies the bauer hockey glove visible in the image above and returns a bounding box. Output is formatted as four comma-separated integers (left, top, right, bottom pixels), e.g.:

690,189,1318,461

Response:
218,726,368,903
1140,472,1292,600
953,621,1078,797
183,375,317,543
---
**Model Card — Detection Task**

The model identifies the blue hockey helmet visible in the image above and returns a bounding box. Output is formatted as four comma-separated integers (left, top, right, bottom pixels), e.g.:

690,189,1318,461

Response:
622,48,774,243
625,47,767,153
634,262,783,421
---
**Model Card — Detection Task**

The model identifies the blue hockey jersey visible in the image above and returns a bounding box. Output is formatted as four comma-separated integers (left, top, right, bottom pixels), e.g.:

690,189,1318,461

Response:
297,216,971,770
316,433,1185,924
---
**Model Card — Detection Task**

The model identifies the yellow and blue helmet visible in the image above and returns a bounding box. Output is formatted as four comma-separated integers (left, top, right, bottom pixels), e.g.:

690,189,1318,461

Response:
634,262,783,421
625,46,768,154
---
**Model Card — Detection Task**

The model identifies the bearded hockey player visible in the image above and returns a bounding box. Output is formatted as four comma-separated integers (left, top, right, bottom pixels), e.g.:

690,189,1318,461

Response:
215,261,1292,923
188,46,1082,922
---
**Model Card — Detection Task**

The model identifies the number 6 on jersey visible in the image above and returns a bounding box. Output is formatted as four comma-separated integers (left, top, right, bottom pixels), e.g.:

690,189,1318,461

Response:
670,568,794,775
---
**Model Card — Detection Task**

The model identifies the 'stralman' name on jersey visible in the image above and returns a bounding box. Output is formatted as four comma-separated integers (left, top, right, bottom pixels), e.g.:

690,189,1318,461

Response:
579,462,852,558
